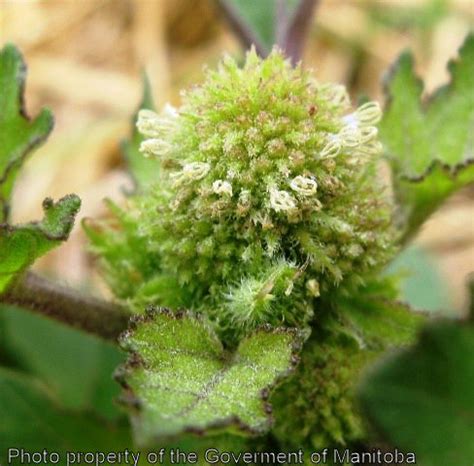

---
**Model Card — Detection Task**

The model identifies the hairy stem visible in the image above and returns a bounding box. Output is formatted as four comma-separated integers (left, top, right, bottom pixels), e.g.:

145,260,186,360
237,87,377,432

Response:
1,272,130,341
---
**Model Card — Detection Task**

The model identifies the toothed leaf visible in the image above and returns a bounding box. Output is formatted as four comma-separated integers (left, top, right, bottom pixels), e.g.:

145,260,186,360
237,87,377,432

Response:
397,161,474,238
117,309,301,445
0,195,81,293
0,44,54,222
380,34,474,237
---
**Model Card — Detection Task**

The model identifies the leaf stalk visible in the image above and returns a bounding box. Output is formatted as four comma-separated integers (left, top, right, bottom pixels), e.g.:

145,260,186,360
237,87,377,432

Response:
1,272,130,341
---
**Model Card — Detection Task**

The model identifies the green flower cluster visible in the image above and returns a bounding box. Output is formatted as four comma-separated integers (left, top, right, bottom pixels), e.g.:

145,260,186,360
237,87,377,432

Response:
87,49,395,341
271,330,375,451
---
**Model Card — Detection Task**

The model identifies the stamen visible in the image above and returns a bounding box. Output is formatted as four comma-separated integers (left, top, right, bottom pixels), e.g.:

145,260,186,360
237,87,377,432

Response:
290,176,318,196
212,180,233,196
269,189,297,212
320,136,341,159
355,101,381,126
139,138,172,157
171,162,210,184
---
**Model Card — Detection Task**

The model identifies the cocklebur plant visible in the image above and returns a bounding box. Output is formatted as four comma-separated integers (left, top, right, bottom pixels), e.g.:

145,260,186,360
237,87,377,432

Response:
84,49,404,450
82,33,474,457
89,49,395,343
1,3,473,463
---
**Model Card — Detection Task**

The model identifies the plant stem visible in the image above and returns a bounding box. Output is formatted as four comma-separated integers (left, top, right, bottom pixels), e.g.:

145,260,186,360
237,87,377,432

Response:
1,272,130,341
216,0,267,56
217,0,319,65
282,0,319,65
468,272,474,323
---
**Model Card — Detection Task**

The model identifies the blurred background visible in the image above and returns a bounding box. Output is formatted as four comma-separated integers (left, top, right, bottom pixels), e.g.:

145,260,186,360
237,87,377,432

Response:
1,0,473,315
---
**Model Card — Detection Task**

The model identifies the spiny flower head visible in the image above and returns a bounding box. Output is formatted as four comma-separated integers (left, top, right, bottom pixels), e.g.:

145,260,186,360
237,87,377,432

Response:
138,51,384,231
95,48,395,340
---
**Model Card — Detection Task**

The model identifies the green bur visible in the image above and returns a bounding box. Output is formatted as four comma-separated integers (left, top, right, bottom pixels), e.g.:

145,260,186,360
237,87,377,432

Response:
85,48,416,448
87,49,396,342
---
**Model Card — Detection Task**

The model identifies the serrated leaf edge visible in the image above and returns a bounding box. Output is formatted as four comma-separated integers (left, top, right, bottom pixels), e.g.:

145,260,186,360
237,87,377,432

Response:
115,306,303,441
0,44,55,220
400,157,474,183
0,194,81,242
383,35,474,179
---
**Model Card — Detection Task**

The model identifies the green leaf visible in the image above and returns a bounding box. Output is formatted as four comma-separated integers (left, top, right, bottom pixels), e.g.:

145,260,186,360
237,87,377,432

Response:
341,299,425,350
83,199,163,306
0,44,54,222
1,305,124,419
117,308,301,445
368,0,448,31
0,195,81,294
121,74,160,192
396,161,474,239
358,320,474,466
219,0,300,54
0,367,131,465
380,34,474,237
336,278,426,350
0,45,81,294
384,245,452,313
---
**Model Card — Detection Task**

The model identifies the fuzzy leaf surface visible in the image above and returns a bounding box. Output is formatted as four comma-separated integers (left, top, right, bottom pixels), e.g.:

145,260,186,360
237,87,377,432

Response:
380,34,474,235
0,44,54,222
122,74,160,192
83,199,167,310
341,298,425,350
0,195,80,293
118,309,300,445
336,278,426,350
358,320,474,466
